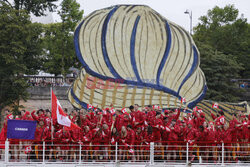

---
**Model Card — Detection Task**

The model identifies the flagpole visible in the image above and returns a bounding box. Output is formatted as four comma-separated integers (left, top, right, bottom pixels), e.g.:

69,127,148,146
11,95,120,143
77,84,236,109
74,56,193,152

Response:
51,86,53,145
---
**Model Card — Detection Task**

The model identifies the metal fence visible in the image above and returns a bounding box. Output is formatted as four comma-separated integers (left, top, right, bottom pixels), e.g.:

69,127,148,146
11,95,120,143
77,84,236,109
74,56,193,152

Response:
0,141,249,166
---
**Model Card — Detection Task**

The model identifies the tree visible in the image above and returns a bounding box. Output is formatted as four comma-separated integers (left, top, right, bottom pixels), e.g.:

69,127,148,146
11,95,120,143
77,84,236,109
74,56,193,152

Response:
193,5,249,102
0,2,44,111
2,0,58,16
42,0,83,77
197,43,244,102
194,5,250,78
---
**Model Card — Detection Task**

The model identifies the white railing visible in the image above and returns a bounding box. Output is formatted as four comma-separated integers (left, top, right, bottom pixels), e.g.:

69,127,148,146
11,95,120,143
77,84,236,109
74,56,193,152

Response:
0,141,249,166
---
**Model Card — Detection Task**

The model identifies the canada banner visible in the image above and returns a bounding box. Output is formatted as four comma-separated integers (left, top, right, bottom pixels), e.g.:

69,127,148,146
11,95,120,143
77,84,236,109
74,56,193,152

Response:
7,120,36,140
51,90,81,130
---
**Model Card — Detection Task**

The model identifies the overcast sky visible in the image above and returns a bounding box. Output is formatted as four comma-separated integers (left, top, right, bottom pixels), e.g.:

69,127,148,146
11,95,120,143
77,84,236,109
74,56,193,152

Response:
35,0,250,32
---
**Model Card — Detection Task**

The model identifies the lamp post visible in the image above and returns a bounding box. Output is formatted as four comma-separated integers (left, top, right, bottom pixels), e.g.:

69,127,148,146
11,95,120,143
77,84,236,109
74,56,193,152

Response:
184,9,192,35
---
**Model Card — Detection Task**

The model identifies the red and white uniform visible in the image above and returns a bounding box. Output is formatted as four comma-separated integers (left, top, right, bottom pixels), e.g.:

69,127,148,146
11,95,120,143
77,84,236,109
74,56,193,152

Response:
131,110,145,128
54,129,71,150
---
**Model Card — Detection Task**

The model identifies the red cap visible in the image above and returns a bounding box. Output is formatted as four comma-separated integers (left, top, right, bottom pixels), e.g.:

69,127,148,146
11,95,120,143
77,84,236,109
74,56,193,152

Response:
164,110,169,114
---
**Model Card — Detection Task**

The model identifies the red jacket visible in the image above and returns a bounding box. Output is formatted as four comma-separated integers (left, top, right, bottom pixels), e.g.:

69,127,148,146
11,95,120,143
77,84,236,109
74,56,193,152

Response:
135,131,144,146
102,112,113,128
131,110,144,128
147,110,156,125
115,114,130,131
80,116,92,129
143,132,155,144
81,130,92,143
71,128,81,143
192,111,206,129
169,124,181,141
216,128,225,143
207,128,217,142
126,129,135,147
31,110,46,125
55,129,71,144
92,130,102,145
111,133,120,145
185,128,198,143
101,129,111,144
152,118,163,142
166,109,181,126
197,129,208,144
35,126,50,142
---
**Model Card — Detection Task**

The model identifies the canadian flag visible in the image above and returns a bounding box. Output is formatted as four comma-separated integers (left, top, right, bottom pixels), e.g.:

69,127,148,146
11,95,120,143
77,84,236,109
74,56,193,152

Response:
165,127,171,132
110,108,116,115
121,108,127,113
111,137,115,145
92,127,100,132
51,90,80,130
212,102,219,109
83,136,89,142
193,106,198,112
129,149,134,154
24,145,32,154
102,109,107,115
197,109,203,113
181,98,186,104
87,104,94,109
6,113,13,120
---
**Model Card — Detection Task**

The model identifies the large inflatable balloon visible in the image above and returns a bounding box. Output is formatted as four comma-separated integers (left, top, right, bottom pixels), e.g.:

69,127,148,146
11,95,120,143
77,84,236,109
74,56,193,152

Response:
68,5,207,109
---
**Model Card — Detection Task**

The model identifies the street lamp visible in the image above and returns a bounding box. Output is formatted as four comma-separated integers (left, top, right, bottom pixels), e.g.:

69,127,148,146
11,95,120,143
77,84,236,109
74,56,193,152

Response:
184,9,192,35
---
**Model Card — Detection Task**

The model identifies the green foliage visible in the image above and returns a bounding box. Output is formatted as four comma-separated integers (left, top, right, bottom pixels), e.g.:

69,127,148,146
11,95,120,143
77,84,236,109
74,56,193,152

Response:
193,5,249,102
3,0,58,16
42,0,83,76
59,0,83,31
0,2,44,109
197,43,244,102
194,5,250,78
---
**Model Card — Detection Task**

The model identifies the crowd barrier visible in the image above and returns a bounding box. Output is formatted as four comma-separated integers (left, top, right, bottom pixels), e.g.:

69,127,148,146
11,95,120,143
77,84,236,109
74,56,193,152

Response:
0,141,249,166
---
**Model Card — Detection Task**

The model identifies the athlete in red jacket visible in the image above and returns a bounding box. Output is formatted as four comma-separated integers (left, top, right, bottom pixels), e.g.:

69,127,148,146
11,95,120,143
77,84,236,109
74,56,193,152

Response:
130,105,144,129
126,125,136,160
69,119,81,161
146,105,156,125
81,126,92,160
31,109,47,125
184,122,198,162
143,126,154,160
34,120,50,160
151,112,163,143
54,127,71,160
102,108,113,129
167,119,181,161
134,127,144,160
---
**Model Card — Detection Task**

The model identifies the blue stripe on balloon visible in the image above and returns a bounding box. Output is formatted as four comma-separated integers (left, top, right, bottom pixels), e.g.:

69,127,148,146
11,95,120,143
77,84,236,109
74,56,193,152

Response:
130,16,142,83
101,6,123,79
177,45,199,95
70,88,87,108
187,84,207,109
156,21,172,85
